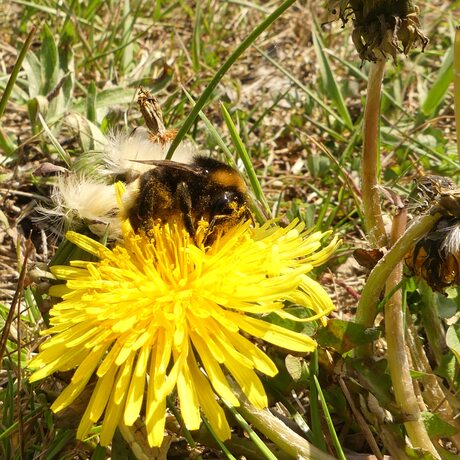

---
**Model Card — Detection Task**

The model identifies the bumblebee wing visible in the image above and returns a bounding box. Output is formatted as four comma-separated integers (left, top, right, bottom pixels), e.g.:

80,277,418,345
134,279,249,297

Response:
129,159,206,175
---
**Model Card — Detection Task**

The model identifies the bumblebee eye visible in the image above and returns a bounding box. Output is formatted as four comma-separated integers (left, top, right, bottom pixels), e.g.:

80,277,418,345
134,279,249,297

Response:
211,192,235,216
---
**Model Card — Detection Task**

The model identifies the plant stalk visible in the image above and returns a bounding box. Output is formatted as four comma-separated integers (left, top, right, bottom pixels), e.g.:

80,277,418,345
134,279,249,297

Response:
355,213,440,330
405,316,460,450
454,26,460,163
233,388,336,460
384,207,439,458
361,59,388,248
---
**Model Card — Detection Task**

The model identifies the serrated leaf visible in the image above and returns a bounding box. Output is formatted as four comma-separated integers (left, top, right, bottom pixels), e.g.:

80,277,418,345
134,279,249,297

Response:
40,24,60,95
316,319,380,354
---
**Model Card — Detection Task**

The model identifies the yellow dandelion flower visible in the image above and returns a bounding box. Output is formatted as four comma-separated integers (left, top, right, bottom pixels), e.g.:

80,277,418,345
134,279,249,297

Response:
29,217,340,447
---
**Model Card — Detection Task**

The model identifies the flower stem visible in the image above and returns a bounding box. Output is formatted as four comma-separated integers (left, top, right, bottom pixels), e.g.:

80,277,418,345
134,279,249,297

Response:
454,26,460,163
405,315,460,451
355,213,440,331
384,207,439,458
231,387,336,460
362,59,388,248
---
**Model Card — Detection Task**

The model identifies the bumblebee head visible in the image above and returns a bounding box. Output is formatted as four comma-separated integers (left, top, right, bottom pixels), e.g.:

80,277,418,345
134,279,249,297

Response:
210,190,246,217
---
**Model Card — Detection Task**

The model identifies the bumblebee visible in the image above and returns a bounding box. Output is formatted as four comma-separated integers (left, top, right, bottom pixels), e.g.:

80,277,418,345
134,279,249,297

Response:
121,89,251,243
123,155,250,243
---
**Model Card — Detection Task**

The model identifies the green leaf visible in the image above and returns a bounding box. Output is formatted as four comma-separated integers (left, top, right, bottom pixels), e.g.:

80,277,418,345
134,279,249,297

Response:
446,323,460,363
42,429,74,460
316,319,380,354
437,293,458,319
58,35,75,114
66,112,106,154
40,24,60,95
264,306,318,336
312,27,353,130
73,87,136,113
285,354,309,383
0,126,17,155
91,445,108,460
349,358,396,408
120,0,135,74
420,45,453,117
86,81,97,123
435,351,457,383
421,412,458,438
27,95,49,129
22,50,41,98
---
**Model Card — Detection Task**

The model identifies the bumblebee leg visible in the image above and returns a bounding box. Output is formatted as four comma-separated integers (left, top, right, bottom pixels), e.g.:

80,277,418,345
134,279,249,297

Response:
131,169,173,233
177,181,195,236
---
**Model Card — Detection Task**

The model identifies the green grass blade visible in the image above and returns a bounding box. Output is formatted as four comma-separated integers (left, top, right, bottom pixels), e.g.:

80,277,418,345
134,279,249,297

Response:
192,1,202,71
254,45,348,127
309,350,327,450
166,0,297,159
182,88,234,161
314,375,347,460
0,126,16,155
202,417,237,460
226,0,270,13
454,26,460,161
40,24,60,96
223,401,278,460
420,44,453,118
166,395,200,453
86,81,97,123
38,113,72,167
12,0,102,29
43,430,75,460
0,26,36,118
121,0,134,74
312,26,353,130
220,103,271,217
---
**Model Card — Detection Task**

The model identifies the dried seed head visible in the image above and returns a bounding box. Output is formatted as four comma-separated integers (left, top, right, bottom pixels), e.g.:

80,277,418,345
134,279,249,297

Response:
406,176,460,292
328,0,428,61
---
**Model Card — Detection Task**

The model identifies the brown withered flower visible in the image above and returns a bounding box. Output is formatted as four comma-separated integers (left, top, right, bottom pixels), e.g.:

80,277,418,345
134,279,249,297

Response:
406,176,460,292
328,0,428,61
